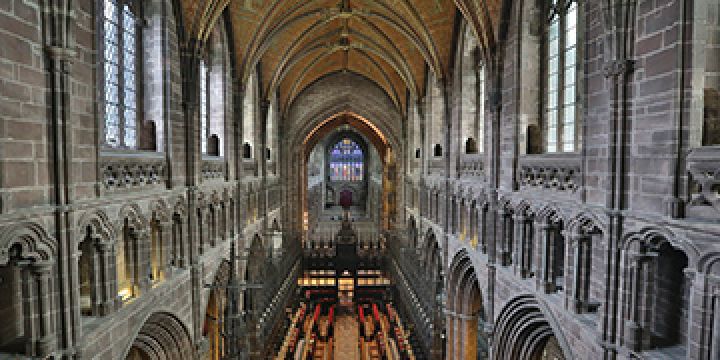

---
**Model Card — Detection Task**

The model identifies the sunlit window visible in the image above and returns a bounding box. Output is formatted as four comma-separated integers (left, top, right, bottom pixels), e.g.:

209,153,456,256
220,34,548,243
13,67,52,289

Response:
199,60,208,153
329,139,364,181
545,0,577,153
103,0,139,148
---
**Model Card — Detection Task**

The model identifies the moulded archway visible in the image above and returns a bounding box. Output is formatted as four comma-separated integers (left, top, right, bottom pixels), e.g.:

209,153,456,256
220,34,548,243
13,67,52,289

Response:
492,295,571,360
446,251,488,360
124,312,194,360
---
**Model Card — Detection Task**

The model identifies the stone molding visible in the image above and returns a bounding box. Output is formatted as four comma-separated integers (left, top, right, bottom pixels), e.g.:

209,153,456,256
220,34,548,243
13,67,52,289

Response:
100,151,166,192
518,154,581,193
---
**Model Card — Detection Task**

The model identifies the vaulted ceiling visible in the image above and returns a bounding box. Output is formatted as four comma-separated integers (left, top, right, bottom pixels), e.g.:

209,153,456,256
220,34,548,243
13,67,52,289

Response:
179,0,502,115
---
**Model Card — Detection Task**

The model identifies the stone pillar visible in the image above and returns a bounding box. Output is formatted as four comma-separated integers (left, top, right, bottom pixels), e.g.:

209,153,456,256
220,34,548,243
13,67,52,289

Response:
176,220,188,268
623,251,655,351
33,262,54,356
161,222,173,276
460,314,478,360
445,311,456,360
454,314,465,360
537,221,554,293
16,261,55,357
136,228,151,293
197,207,206,254
500,212,513,266
711,288,720,360
97,241,115,315
478,206,487,253
495,209,507,265
571,233,592,313
512,214,526,275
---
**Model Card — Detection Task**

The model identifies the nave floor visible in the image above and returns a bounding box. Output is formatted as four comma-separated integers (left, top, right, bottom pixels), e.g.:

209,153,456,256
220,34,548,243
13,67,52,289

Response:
334,314,360,360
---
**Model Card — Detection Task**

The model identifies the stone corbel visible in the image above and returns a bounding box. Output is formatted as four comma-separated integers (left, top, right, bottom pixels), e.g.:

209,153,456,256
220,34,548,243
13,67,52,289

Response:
603,59,635,79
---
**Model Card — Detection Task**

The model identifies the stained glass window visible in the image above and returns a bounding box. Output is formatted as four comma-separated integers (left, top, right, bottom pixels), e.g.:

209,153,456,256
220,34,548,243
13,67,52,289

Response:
329,139,364,181
103,0,138,148
545,0,578,153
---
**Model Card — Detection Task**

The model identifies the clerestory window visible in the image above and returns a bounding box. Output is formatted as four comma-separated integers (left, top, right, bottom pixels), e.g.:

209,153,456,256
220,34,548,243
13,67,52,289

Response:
544,0,578,153
102,0,141,148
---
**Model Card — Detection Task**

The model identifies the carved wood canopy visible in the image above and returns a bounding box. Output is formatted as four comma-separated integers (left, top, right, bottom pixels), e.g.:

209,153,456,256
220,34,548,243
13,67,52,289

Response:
179,0,502,115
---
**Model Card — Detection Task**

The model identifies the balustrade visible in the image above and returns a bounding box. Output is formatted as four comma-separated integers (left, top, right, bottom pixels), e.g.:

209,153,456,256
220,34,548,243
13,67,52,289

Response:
518,154,580,193
100,151,166,192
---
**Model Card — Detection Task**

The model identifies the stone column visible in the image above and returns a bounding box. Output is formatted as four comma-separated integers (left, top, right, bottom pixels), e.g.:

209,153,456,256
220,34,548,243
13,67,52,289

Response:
623,251,655,352
97,241,115,315
197,207,206,254
20,261,55,357
36,262,54,355
571,233,592,313
136,228,151,293
711,287,720,360
504,213,514,266
460,314,478,360
445,311,457,360
495,209,506,265
537,221,554,293
512,214,526,275
176,220,188,268
478,206,487,253
161,222,173,276
82,237,101,316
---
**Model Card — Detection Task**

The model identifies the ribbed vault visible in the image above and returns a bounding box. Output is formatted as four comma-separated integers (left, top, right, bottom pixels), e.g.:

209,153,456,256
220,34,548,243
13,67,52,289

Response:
178,0,503,115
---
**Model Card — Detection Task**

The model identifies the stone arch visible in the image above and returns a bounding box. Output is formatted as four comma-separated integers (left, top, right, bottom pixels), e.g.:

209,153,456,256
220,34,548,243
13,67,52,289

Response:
534,205,567,293
244,234,266,314
116,203,149,301
420,229,443,293
118,203,149,231
564,211,605,314
201,260,230,360
77,209,116,242
76,210,116,317
492,295,571,360
148,198,170,224
0,222,57,357
446,250,489,359
124,312,194,360
620,229,692,353
0,222,55,264
456,19,483,156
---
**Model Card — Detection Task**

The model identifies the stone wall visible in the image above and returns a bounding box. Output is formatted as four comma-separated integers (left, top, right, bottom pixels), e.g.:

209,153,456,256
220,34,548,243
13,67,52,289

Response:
400,0,720,359
0,1,291,358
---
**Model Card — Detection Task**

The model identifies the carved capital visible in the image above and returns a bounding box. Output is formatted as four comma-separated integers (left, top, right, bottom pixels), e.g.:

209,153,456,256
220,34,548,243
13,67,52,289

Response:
603,59,635,78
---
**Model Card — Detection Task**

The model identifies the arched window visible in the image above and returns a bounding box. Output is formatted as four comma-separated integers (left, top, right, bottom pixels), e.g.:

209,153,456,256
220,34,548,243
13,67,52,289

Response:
329,138,364,181
243,142,252,158
461,25,484,154
465,138,478,154
243,75,256,158
544,0,578,153
434,144,443,157
117,219,139,300
150,218,164,283
79,228,96,316
199,60,209,154
102,0,140,148
200,25,229,157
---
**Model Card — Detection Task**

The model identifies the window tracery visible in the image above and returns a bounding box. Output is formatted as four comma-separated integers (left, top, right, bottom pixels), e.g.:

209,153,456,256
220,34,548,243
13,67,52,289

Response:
544,0,578,153
103,0,140,148
329,139,364,181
